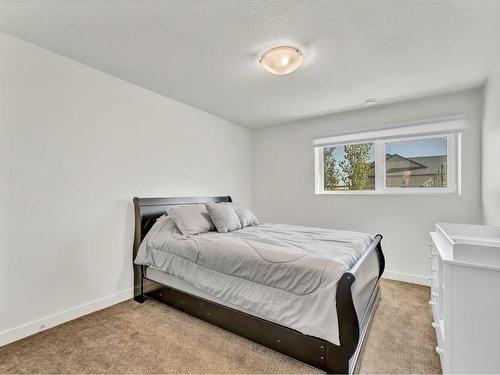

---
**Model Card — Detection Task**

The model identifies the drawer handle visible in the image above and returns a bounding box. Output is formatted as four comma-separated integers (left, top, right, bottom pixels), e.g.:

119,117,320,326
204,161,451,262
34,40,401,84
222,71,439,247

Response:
428,242,434,247
436,346,445,355
429,276,434,281
432,292,439,297
432,322,439,329
432,267,438,272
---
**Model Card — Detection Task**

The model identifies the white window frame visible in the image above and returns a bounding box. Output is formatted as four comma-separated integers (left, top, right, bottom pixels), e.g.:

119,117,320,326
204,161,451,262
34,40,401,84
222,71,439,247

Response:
314,116,463,195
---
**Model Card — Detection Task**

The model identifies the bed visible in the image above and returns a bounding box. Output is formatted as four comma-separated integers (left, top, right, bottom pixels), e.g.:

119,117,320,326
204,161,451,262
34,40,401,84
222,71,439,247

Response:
132,196,385,374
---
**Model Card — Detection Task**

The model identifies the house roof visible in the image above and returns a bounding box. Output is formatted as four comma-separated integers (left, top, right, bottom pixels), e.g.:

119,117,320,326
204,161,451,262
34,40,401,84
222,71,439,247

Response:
385,154,427,174
403,155,447,176
369,154,447,177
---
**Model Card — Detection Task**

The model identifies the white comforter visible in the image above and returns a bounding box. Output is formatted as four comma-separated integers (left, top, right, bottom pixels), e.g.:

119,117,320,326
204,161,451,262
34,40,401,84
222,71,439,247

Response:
134,216,372,344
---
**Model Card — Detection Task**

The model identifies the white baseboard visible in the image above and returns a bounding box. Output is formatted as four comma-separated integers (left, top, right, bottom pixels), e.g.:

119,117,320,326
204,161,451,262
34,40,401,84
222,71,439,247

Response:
383,270,430,286
0,288,133,347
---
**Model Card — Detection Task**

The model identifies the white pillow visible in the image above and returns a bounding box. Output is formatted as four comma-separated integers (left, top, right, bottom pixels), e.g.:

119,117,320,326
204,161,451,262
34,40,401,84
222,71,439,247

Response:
166,204,214,235
233,205,259,228
205,203,242,233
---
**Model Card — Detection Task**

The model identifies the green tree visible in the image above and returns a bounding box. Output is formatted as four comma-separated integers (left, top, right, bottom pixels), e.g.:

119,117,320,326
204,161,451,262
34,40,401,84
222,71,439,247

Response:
323,146,340,190
339,143,372,190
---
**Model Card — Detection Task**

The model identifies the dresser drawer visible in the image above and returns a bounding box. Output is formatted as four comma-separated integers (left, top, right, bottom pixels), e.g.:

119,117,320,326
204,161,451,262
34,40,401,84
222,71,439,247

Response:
429,240,444,321
431,303,445,340
433,320,445,348
430,278,447,374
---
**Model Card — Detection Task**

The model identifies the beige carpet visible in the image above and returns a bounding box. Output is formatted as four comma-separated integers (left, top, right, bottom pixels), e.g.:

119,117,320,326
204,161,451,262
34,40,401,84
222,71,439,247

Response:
0,279,441,374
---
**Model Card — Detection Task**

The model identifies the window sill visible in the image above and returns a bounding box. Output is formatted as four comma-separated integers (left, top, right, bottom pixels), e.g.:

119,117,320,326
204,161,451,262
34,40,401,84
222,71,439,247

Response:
315,189,459,195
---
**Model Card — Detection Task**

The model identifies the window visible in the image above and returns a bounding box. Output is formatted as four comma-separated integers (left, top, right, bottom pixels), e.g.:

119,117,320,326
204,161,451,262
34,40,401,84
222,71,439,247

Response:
314,117,463,194
322,142,375,191
385,136,448,189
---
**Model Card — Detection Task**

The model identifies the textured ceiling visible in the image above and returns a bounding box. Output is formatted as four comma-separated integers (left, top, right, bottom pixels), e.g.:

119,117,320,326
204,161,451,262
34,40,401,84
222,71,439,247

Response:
1,0,500,128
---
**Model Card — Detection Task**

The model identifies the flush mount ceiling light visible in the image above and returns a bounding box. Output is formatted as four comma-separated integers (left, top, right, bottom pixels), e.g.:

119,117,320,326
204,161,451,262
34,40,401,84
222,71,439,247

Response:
260,46,304,75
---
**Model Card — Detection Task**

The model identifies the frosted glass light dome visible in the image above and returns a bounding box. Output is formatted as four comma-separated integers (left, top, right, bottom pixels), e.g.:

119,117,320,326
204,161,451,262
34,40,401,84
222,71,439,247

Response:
260,46,303,75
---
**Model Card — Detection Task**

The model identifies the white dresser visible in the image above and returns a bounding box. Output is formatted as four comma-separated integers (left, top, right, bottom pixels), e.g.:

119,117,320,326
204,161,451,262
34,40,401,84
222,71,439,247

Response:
429,223,500,374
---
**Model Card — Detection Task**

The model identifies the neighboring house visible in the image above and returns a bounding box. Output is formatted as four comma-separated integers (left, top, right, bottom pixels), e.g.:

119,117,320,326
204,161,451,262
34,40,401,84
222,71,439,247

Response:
368,154,447,188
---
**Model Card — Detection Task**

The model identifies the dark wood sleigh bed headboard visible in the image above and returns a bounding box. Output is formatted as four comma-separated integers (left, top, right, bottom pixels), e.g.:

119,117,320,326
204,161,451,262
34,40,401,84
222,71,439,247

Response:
132,195,232,261
132,196,232,307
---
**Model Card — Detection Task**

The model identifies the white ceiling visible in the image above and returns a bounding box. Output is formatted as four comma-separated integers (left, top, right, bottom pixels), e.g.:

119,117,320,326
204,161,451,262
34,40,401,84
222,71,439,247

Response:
1,0,500,128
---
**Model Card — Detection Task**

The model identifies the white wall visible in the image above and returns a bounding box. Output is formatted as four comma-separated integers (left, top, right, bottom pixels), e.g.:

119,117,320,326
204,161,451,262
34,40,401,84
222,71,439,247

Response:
0,33,252,345
253,89,483,284
482,62,500,225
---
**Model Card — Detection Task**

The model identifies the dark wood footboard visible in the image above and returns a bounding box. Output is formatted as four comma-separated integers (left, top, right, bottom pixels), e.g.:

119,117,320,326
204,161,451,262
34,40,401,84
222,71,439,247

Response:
132,196,385,374
329,234,384,373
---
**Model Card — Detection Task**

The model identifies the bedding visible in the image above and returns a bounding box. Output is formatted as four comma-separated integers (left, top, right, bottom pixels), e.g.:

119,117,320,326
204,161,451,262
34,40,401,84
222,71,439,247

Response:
205,203,242,233
166,204,214,235
134,216,372,344
232,205,259,227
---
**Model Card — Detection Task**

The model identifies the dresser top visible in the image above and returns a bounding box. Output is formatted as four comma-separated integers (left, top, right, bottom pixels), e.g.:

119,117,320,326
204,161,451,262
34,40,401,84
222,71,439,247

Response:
431,223,500,269
436,223,500,248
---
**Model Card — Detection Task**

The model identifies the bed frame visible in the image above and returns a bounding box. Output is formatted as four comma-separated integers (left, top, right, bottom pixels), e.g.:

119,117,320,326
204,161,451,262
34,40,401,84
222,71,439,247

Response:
132,196,385,374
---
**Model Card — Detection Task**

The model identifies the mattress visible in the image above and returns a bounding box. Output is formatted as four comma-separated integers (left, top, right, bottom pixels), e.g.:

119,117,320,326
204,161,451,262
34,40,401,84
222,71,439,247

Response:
134,215,373,344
